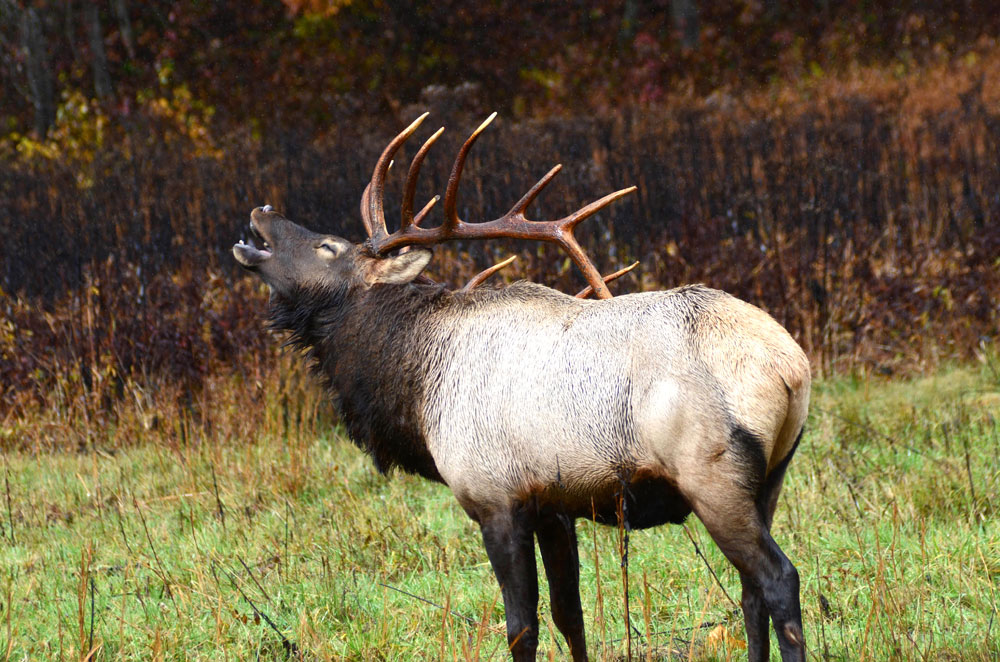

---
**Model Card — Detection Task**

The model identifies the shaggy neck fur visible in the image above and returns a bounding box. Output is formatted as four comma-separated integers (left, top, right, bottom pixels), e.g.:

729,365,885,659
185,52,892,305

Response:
268,280,453,482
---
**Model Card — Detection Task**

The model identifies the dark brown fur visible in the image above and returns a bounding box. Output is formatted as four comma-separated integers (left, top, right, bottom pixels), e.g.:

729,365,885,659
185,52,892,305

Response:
269,281,448,480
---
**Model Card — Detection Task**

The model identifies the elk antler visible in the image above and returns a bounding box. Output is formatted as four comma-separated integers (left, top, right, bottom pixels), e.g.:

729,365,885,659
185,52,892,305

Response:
459,255,519,292
361,113,637,299
460,257,639,296
575,261,640,299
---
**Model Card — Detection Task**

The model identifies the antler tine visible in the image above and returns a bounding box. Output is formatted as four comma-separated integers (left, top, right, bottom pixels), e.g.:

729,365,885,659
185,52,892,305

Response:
575,261,639,299
557,235,613,299
413,195,440,227
561,185,638,230
546,185,638,300
460,255,518,292
362,112,429,242
401,127,444,232
508,164,562,216
359,183,374,237
443,112,497,231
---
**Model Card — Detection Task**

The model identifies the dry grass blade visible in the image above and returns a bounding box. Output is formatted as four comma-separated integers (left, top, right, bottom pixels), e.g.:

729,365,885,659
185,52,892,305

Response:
681,524,739,609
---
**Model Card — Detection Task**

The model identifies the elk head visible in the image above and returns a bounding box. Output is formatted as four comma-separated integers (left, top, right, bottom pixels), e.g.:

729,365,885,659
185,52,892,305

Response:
234,113,638,299
233,205,431,298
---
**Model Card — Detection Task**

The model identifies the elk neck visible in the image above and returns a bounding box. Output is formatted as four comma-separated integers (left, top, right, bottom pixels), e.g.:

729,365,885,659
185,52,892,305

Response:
268,280,453,482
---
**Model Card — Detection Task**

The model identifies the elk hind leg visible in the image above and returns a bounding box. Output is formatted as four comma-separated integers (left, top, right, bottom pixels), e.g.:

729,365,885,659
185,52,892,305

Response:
697,504,803,661
536,511,587,661
684,455,804,660
740,568,771,662
742,428,804,662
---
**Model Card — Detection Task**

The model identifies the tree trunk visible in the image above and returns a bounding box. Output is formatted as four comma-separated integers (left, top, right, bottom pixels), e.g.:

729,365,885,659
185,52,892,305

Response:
619,0,638,44
111,0,135,58
64,0,80,60
671,0,699,50
84,0,113,99
20,6,56,137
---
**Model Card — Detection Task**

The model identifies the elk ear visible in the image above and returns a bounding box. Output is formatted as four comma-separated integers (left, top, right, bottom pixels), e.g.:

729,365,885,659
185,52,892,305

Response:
364,248,432,285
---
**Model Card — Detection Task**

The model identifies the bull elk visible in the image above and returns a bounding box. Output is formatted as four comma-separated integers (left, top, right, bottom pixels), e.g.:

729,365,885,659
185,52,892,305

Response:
233,113,810,661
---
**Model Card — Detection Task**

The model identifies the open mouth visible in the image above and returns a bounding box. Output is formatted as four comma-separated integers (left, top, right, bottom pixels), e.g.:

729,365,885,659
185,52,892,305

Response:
233,221,273,268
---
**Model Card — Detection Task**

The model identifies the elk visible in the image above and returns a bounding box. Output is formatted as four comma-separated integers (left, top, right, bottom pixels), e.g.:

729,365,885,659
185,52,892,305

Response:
233,113,810,662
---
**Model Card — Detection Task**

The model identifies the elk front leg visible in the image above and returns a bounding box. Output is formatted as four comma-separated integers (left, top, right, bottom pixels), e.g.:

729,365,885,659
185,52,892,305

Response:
536,511,587,661
480,509,540,661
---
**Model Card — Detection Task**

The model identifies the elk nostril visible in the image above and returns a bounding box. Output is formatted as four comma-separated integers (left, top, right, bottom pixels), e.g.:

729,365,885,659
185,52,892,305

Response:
262,204,273,213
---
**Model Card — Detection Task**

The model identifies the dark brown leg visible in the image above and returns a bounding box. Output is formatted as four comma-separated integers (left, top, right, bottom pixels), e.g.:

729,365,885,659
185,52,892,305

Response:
685,455,805,662
742,432,802,662
701,513,804,662
480,508,540,661
536,512,588,661
741,570,770,662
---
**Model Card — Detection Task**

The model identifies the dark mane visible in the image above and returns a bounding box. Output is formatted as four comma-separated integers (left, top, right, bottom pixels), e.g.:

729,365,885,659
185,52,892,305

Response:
269,281,451,481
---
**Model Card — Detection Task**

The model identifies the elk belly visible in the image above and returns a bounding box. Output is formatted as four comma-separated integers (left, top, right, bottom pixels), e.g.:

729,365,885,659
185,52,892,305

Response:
582,466,693,529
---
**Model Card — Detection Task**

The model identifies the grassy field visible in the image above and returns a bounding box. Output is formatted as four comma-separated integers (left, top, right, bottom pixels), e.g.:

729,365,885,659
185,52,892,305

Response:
2,360,999,661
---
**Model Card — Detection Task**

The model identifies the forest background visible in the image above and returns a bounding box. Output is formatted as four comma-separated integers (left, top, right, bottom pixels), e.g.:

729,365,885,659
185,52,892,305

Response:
2,0,1000,443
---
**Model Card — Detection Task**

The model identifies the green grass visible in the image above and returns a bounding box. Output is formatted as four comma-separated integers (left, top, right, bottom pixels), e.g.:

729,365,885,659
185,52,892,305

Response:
2,363,999,661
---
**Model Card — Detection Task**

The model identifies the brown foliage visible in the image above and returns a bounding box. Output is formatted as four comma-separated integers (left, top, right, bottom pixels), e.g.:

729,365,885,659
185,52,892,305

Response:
3,61,1000,450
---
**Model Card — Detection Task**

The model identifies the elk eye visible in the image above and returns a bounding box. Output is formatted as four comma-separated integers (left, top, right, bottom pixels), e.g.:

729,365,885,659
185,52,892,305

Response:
318,242,340,256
